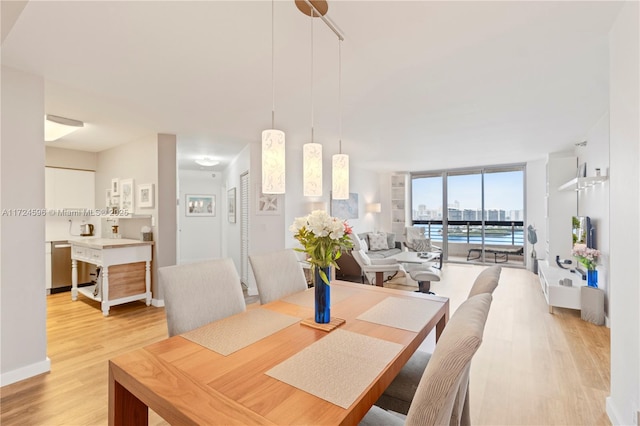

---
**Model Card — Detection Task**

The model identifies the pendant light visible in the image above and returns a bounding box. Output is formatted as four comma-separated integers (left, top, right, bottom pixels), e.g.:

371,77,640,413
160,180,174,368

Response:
303,8,323,197
262,0,285,194
332,39,349,200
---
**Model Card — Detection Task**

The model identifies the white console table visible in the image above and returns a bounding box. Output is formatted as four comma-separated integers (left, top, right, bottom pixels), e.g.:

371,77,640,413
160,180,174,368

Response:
70,238,153,316
538,260,587,313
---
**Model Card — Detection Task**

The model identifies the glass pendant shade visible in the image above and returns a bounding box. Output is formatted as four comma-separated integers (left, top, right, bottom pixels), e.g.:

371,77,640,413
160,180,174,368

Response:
303,142,323,197
262,129,286,194
332,153,349,200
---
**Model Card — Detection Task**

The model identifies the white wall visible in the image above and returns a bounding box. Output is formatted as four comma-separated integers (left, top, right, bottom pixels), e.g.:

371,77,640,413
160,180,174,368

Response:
525,158,547,269
178,170,223,263
0,66,50,386
576,113,610,315
606,2,640,425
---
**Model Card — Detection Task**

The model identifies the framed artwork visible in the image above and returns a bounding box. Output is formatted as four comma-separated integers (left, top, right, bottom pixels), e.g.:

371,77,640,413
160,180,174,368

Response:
331,192,359,219
119,179,134,212
105,189,112,208
577,162,587,178
111,178,120,196
186,194,215,217
137,183,154,209
227,188,236,223
256,185,281,215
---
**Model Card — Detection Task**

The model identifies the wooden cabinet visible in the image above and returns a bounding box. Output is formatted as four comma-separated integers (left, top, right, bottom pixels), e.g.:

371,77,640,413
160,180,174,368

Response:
391,174,408,240
45,167,95,210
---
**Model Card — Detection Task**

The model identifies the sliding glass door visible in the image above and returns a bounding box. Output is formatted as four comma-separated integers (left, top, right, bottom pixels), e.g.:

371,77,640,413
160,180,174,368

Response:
412,166,525,266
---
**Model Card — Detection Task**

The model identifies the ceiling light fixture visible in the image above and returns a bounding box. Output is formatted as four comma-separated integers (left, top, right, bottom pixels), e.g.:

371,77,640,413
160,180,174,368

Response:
195,157,219,167
332,39,349,200
303,7,323,197
44,114,84,142
261,0,286,194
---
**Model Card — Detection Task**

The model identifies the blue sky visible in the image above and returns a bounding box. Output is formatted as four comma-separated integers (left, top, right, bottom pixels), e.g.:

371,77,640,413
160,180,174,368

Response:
412,171,524,212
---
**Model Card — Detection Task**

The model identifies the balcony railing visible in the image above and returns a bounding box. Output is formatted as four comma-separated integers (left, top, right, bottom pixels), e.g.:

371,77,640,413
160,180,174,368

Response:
412,220,524,246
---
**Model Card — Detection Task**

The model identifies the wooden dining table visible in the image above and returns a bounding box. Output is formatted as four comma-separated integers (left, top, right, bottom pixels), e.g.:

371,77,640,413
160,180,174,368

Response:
108,280,449,425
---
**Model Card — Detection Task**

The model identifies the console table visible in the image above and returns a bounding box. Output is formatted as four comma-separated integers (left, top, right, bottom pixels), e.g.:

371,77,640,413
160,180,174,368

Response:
538,260,587,313
70,238,152,316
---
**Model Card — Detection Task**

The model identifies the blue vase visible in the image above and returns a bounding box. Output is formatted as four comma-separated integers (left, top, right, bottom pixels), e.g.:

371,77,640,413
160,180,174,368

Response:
314,266,331,323
587,269,598,288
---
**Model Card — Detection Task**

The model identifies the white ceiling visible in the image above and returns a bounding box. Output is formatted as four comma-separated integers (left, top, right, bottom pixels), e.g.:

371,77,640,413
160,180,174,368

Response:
1,1,623,172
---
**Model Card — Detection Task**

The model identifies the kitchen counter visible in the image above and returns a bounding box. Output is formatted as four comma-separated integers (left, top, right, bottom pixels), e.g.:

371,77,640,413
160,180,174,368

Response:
68,237,153,250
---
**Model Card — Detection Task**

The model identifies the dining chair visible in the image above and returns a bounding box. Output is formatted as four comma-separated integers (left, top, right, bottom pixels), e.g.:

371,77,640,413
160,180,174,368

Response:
249,249,308,305
468,265,502,298
360,293,493,426
376,266,500,423
159,258,246,337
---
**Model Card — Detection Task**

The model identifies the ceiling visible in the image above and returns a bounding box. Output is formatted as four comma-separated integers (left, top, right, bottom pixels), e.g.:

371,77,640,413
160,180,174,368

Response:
1,1,623,173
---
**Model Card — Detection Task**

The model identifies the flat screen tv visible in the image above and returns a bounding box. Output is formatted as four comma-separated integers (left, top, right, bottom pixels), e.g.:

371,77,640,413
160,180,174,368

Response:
572,216,595,248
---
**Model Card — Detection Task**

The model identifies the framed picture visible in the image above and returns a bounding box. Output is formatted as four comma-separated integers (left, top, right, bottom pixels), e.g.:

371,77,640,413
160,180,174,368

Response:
331,192,359,219
105,189,112,208
137,183,154,209
227,188,236,223
111,178,120,196
256,185,281,215
119,179,134,213
186,194,215,217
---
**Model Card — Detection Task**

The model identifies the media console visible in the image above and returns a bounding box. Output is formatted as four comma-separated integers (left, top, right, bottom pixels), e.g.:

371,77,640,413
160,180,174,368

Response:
538,260,587,313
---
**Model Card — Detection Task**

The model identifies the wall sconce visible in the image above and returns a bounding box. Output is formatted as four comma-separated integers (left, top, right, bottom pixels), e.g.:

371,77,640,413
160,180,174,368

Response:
44,114,84,141
366,203,381,213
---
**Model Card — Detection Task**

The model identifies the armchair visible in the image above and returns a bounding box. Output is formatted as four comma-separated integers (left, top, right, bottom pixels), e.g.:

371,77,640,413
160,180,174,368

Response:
403,226,443,270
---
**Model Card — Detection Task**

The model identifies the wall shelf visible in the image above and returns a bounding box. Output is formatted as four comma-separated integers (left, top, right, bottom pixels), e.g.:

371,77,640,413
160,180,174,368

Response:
558,176,608,192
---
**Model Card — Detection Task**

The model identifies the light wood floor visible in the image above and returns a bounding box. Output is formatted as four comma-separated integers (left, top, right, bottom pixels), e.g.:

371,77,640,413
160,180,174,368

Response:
1,264,610,425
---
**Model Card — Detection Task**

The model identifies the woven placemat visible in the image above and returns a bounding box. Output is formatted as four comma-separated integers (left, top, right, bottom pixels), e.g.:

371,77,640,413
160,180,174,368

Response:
281,286,356,308
266,329,402,409
356,296,442,332
182,309,300,356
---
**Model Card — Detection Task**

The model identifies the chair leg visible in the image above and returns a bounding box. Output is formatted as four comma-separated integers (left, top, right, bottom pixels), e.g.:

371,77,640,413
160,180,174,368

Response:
416,280,433,294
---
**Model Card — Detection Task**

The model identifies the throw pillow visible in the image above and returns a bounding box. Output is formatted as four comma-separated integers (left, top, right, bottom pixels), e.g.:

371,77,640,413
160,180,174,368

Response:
360,237,369,253
368,232,389,251
386,233,396,249
412,237,431,252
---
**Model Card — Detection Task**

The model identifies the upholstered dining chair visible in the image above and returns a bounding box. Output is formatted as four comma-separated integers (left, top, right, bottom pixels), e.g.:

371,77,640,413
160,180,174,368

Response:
376,266,501,423
249,249,308,305
360,293,493,426
159,258,246,337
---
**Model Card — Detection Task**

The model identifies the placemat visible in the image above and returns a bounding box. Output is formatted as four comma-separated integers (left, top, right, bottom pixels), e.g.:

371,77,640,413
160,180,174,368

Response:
266,329,402,409
281,286,356,308
356,296,442,332
182,309,300,356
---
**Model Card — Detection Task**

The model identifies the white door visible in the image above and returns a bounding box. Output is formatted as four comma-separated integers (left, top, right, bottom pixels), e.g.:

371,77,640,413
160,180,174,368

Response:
240,172,249,287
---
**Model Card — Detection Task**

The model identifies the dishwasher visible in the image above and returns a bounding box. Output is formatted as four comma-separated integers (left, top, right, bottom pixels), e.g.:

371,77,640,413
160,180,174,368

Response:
51,241,95,293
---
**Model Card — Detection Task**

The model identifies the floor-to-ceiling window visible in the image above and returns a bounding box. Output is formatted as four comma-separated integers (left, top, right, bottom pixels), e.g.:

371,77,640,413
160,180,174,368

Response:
412,165,525,266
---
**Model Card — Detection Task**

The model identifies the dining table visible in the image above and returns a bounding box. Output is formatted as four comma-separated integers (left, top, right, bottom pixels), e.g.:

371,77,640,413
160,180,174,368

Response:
108,280,449,425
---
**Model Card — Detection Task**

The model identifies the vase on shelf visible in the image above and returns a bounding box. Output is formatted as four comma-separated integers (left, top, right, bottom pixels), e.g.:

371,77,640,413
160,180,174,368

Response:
314,266,331,324
587,269,598,288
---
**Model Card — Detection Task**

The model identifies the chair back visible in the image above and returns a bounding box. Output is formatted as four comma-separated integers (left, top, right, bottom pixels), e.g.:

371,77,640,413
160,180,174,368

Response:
249,249,308,305
159,258,246,337
468,265,502,298
405,293,492,426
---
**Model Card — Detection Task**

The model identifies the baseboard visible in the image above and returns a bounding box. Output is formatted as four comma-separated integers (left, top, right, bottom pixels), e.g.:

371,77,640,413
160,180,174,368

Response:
606,396,628,426
151,298,164,307
0,357,51,387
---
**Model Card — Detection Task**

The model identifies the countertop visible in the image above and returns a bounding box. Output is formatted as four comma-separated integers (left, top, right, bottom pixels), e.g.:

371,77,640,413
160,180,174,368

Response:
68,237,153,249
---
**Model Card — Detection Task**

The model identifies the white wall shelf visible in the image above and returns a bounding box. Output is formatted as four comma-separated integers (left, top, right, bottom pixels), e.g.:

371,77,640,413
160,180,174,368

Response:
558,176,608,192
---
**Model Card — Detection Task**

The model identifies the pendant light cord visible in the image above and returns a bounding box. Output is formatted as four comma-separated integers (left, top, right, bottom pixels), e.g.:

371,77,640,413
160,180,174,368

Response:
338,38,342,154
271,0,275,128
310,9,314,143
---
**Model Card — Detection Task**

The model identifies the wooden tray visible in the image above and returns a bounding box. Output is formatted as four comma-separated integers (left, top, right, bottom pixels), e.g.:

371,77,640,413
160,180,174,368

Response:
301,317,346,332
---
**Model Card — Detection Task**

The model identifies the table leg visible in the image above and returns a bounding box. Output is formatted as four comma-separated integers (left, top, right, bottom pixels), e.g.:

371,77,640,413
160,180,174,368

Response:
109,369,148,426
435,307,449,342
71,259,78,300
375,271,384,287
